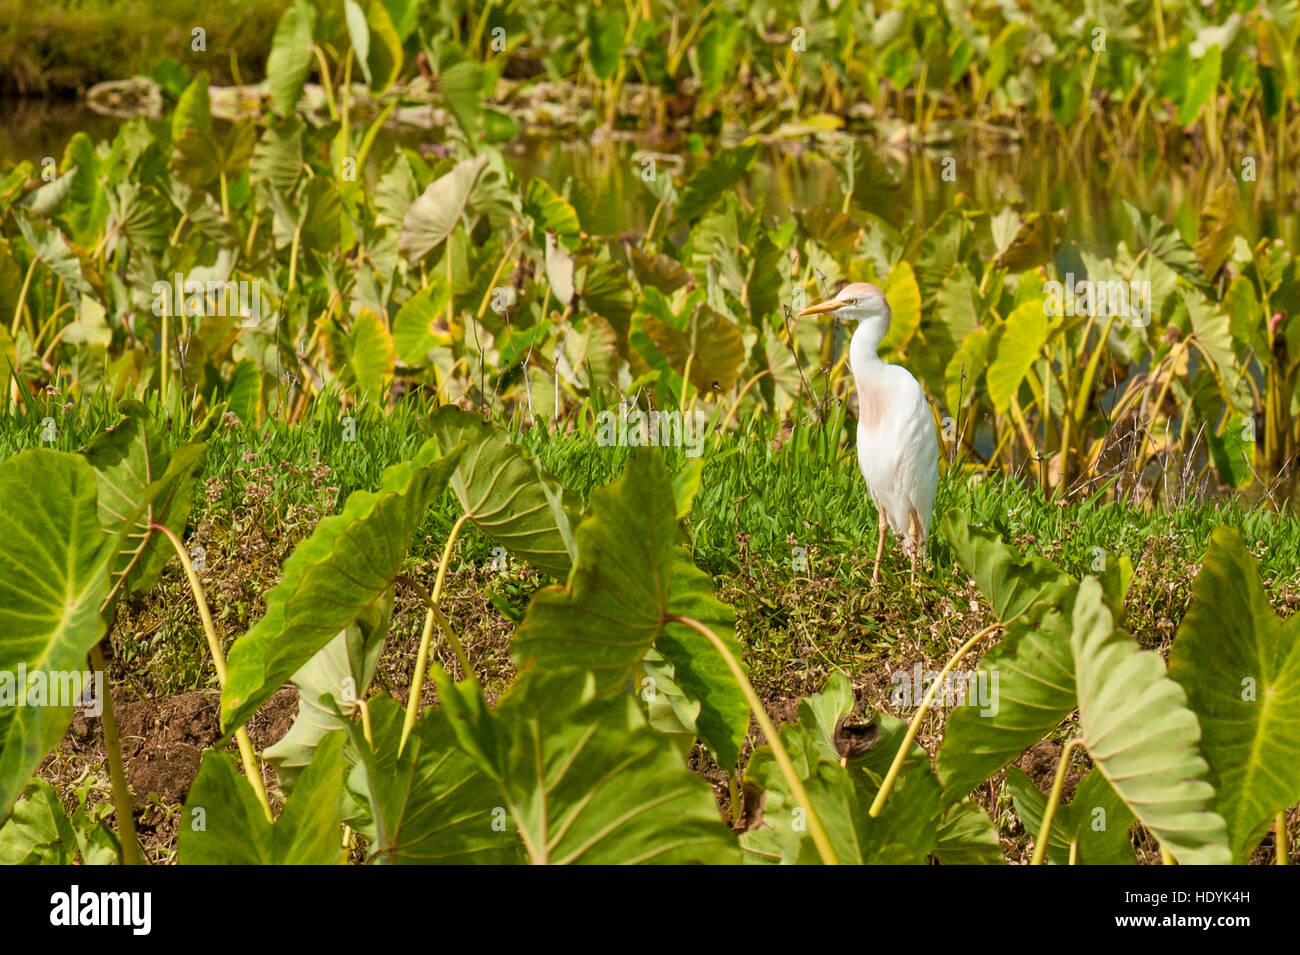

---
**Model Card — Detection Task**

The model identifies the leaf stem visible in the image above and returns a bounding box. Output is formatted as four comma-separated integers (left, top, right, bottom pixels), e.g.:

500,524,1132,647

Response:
89,642,140,865
667,614,839,865
153,523,273,822
1030,737,1086,864
400,512,471,752
869,623,1002,817
1277,810,1290,865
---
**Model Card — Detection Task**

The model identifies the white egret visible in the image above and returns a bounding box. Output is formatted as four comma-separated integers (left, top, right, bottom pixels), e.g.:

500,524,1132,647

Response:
799,282,939,582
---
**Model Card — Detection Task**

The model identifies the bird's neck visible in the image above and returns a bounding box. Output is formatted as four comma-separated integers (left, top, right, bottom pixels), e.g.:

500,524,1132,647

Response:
848,319,888,380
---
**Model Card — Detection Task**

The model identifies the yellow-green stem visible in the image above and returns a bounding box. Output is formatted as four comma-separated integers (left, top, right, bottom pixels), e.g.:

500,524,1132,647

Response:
153,524,272,822
667,614,839,865
400,513,471,752
1030,738,1086,864
89,642,140,865
1277,810,1290,865
870,623,1002,817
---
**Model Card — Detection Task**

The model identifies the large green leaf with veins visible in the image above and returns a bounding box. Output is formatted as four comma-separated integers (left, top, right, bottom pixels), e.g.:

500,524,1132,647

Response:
511,449,748,766
1006,767,1135,865
935,511,1077,800
1169,527,1300,862
220,443,465,733
425,405,578,578
82,400,210,608
1071,576,1230,865
0,452,112,822
180,732,345,864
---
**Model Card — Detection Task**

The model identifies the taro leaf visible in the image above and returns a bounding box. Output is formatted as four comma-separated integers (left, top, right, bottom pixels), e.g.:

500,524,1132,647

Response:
545,232,575,305
180,732,345,864
579,252,635,338
507,448,748,764
220,445,466,733
0,780,78,864
266,0,317,117
585,4,625,81
424,405,577,578
672,143,759,224
343,695,514,864
0,452,112,822
1176,44,1221,126
1122,199,1210,292
524,178,581,251
14,214,91,298
439,60,484,140
933,800,1003,864
1070,576,1231,865
364,0,403,93
170,72,220,188
1006,767,1135,865
398,154,490,261
343,0,371,85
82,400,209,606
346,308,394,400
740,674,942,864
392,278,452,365
986,298,1048,413
263,591,392,794
496,670,739,864
643,304,745,393
993,209,1065,272
1168,527,1300,862
250,117,303,196
935,512,1078,801
879,260,922,354
1194,181,1238,280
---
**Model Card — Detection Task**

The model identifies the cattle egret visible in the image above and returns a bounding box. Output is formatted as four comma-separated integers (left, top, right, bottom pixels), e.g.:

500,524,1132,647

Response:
799,282,939,582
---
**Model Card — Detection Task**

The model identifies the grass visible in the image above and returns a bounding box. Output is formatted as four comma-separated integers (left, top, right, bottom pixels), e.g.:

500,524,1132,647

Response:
6,391,1298,704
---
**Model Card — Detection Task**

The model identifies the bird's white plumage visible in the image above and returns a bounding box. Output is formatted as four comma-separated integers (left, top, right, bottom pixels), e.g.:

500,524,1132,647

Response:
799,281,939,577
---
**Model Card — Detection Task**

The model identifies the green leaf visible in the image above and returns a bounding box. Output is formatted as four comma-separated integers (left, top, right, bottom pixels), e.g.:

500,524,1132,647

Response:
1176,44,1221,125
1070,576,1231,865
935,512,1078,801
170,72,220,188
0,451,111,823
1169,527,1300,862
266,0,317,116
585,5,625,81
740,674,942,864
364,0,403,93
180,732,345,864
220,445,465,733
440,60,484,140
344,0,371,86
346,308,394,400
0,780,78,864
497,670,738,863
398,154,490,261
986,299,1048,413
1005,767,1136,865
510,450,677,691
425,405,578,578
392,278,452,366
673,143,759,224
343,695,515,864
933,800,1003,864
82,400,209,605
263,593,391,793
644,304,745,393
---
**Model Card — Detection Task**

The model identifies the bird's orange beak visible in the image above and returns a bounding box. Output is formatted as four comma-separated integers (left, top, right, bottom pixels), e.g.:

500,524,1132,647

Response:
797,299,844,317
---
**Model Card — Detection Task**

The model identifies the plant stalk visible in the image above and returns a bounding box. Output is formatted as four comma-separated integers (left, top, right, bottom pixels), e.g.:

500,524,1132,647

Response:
1030,737,1086,864
89,642,141,865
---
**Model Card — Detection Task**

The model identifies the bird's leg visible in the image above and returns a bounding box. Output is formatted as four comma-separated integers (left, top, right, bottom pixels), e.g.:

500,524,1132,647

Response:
872,509,888,585
907,511,921,581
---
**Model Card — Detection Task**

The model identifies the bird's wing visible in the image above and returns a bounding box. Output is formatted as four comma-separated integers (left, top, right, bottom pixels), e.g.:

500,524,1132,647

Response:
856,366,940,541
